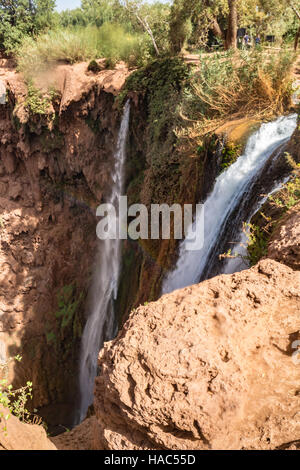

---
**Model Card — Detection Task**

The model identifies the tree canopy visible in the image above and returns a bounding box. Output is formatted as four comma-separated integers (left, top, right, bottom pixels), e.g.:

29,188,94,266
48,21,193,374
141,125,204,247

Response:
168,0,300,52
0,0,56,51
0,0,299,56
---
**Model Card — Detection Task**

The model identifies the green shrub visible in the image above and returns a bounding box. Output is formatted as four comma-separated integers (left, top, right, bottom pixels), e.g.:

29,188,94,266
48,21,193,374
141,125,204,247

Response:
25,81,53,115
269,177,300,210
88,59,101,73
221,142,241,170
97,23,151,68
55,284,83,330
246,156,300,266
245,223,269,266
0,356,33,429
268,153,300,210
104,57,117,69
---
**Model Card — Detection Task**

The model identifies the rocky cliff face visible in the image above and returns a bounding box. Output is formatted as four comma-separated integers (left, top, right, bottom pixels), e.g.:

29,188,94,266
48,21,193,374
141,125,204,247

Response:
268,203,300,271
0,61,129,429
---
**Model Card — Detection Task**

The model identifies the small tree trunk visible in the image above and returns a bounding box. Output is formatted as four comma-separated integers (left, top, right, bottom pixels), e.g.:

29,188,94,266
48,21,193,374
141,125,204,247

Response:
211,18,225,41
123,2,160,56
142,16,160,56
289,1,300,20
226,0,238,50
295,26,300,51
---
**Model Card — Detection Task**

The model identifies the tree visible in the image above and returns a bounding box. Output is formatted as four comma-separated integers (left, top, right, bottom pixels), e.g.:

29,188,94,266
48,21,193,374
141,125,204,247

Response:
0,0,55,52
168,0,236,52
136,1,170,54
288,1,300,49
205,0,238,50
168,0,194,53
226,0,237,49
34,0,56,32
119,0,161,55
258,0,300,42
168,0,300,52
81,0,118,26
59,8,88,28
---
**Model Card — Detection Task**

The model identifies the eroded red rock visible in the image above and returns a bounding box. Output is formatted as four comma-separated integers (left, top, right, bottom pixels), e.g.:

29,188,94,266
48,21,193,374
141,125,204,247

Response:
93,259,300,450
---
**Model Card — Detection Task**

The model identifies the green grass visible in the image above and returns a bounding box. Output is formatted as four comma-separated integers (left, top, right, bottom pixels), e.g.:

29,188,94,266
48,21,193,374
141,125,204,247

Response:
98,23,151,68
17,23,152,79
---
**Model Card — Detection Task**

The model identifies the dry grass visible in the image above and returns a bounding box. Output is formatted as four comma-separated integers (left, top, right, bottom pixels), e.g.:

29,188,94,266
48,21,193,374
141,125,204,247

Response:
17,24,150,80
178,49,296,141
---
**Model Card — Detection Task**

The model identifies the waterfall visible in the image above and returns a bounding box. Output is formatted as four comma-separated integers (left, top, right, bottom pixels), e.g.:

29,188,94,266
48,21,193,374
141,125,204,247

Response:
78,100,130,422
222,176,290,275
162,114,297,294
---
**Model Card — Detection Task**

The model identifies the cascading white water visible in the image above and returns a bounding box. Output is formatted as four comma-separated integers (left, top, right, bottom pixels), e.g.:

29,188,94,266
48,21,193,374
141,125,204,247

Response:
78,101,130,422
163,114,297,294
222,176,290,275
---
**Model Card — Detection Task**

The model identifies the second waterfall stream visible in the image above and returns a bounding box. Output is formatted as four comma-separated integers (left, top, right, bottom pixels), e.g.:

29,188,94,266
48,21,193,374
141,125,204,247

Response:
163,114,297,294
78,101,130,422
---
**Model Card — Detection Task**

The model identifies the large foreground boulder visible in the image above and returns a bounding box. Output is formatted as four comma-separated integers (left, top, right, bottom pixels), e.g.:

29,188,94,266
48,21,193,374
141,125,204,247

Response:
93,260,300,450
